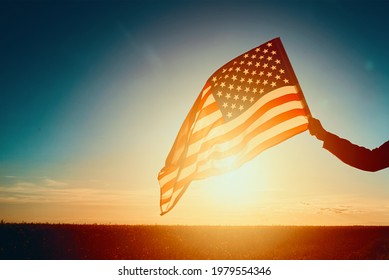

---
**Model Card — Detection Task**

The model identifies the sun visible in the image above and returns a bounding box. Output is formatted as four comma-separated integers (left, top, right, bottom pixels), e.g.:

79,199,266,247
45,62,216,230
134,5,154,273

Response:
196,159,268,209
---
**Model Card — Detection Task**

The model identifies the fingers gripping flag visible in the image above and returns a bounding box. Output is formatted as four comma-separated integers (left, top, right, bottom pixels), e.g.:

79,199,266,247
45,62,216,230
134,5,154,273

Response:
158,38,310,215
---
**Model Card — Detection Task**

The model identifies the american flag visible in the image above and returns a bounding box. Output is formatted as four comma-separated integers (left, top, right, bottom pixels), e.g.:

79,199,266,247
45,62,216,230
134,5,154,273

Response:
159,37,310,215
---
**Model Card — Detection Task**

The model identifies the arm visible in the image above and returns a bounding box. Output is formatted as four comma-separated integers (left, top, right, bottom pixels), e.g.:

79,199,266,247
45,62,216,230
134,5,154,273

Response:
323,132,389,172
308,117,389,172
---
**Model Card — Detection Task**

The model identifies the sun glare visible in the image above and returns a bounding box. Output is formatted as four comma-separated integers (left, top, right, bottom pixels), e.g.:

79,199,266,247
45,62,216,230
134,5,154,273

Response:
197,160,267,209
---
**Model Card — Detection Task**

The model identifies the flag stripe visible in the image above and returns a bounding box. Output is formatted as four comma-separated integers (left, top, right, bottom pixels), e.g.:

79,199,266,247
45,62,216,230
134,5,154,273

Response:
190,117,224,145
192,106,223,133
198,102,219,119
161,185,189,215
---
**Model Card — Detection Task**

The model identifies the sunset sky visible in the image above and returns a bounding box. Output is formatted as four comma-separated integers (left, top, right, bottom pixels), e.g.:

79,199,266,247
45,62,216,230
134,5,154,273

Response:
1,0,388,225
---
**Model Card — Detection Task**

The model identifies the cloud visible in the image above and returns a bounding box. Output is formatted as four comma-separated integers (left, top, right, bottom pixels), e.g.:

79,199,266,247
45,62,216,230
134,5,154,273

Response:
0,179,151,207
298,197,367,215
318,207,352,214
15,182,37,187
42,178,67,187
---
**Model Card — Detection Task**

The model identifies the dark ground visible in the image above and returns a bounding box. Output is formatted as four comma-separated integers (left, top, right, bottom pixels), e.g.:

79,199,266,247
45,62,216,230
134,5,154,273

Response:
1,224,388,260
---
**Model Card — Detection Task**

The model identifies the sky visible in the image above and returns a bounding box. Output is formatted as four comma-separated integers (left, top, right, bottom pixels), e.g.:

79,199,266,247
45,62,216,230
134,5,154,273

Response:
1,0,388,225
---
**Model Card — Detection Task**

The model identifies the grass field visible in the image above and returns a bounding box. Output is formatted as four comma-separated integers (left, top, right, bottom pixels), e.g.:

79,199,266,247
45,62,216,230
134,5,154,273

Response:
1,224,388,260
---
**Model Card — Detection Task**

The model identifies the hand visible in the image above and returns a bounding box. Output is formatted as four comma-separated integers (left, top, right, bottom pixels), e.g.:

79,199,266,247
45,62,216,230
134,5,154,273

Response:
308,117,328,141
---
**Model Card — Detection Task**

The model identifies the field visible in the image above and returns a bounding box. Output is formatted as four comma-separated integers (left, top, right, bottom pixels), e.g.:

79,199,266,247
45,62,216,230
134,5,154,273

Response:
1,224,388,260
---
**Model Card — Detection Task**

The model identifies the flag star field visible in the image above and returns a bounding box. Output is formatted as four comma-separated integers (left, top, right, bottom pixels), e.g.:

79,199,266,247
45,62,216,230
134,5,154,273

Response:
211,40,296,120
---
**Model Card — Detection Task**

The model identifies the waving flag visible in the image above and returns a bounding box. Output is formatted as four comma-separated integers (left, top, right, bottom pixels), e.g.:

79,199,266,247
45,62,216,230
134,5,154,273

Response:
158,37,310,215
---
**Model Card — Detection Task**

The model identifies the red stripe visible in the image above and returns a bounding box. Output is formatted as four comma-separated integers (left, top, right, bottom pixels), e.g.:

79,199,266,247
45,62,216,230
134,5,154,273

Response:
189,117,224,144
160,185,190,215
196,102,219,120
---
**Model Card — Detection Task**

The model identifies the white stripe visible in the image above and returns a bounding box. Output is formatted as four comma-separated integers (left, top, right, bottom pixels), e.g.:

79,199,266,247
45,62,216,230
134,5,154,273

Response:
161,182,186,212
202,90,214,108
201,85,211,98
193,86,212,120
172,162,197,186
192,108,222,134
159,168,179,187
161,186,174,200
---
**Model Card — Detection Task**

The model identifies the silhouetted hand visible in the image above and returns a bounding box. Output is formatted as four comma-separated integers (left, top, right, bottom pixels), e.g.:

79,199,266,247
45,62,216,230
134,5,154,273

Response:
308,117,328,141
